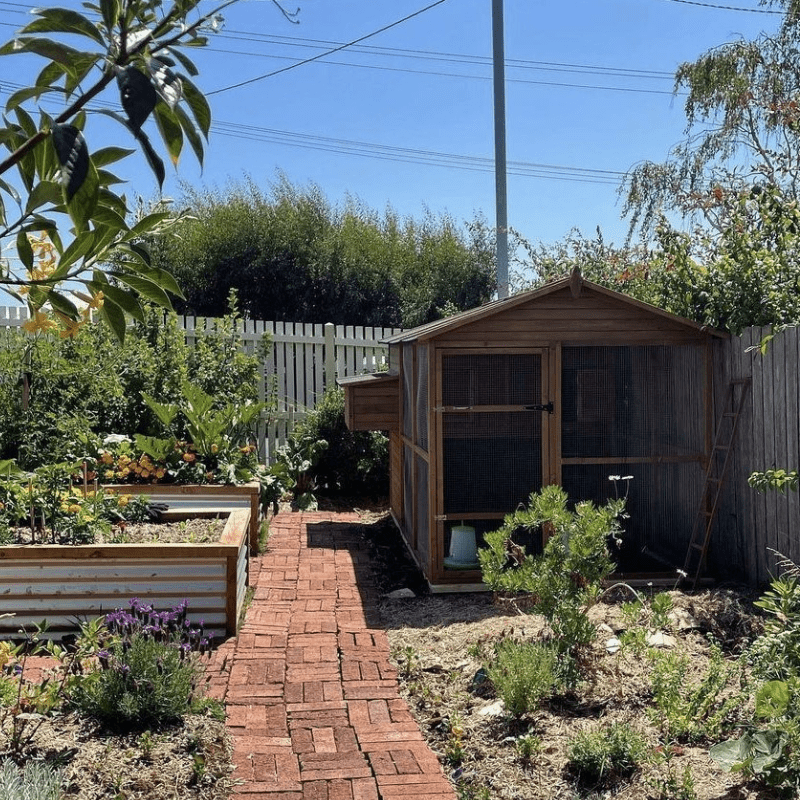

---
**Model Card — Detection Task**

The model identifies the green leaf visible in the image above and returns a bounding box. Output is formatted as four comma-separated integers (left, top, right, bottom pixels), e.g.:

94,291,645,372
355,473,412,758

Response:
173,103,203,165
5,85,61,113
134,128,165,188
90,204,128,232
16,230,34,271
115,241,151,267
51,124,89,201
129,211,172,236
53,229,96,274
117,65,157,131
88,276,144,322
97,294,126,343
99,0,120,31
128,262,184,299
3,36,83,69
167,47,199,78
35,59,66,88
113,271,172,308
152,102,182,167
141,391,178,428
180,75,210,137
25,180,61,213
46,288,79,319
755,680,790,719
91,146,136,168
709,737,749,772
24,8,106,46
63,159,99,231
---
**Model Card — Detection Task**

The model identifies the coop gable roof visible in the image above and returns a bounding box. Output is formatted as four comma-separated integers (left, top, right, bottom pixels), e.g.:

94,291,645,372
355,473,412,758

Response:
384,274,728,344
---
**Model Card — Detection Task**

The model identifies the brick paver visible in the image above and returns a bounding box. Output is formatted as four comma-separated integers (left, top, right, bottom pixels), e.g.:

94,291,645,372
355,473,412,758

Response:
208,513,456,800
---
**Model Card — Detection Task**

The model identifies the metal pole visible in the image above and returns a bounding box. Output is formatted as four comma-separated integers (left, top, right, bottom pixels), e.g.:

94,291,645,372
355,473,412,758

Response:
492,0,509,299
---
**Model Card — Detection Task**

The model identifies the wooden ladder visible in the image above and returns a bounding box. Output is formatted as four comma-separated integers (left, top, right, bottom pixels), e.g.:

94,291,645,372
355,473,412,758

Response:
682,378,751,589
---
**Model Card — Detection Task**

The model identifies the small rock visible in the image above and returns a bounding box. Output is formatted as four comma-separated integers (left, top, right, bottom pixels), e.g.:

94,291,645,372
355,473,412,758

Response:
597,623,615,637
477,699,506,717
385,588,416,599
647,631,677,648
605,637,622,655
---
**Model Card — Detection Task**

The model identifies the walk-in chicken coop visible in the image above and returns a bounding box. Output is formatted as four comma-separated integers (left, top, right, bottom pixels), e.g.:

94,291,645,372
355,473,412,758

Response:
341,272,728,590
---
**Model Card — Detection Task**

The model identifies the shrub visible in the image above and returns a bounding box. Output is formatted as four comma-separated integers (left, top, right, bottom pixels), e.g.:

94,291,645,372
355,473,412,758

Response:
284,387,388,498
0,760,62,800
567,722,649,787
479,485,624,686
69,599,212,731
648,645,739,743
485,639,563,716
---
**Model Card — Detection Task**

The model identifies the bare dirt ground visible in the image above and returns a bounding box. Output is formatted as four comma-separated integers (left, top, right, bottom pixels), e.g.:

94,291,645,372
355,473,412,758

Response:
356,512,778,800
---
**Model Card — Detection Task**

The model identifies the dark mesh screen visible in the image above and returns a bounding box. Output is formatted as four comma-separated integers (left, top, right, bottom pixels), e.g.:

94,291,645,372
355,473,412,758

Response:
415,455,429,561
416,345,429,451
443,411,542,514
402,344,414,439
403,443,414,544
561,462,704,570
561,346,704,459
442,353,541,406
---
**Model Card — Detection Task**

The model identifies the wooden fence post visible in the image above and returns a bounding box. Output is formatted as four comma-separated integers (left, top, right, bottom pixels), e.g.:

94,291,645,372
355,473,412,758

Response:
324,322,336,390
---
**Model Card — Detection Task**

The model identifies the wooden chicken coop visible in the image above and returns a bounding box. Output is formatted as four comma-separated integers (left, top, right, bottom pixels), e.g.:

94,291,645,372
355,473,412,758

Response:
341,272,728,590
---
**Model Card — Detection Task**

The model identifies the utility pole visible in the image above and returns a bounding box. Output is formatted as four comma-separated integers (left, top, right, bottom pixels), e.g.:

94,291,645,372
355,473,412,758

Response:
492,0,509,299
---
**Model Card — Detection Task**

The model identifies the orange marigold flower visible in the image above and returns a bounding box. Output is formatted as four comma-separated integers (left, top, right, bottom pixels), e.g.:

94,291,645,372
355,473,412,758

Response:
182,453,196,463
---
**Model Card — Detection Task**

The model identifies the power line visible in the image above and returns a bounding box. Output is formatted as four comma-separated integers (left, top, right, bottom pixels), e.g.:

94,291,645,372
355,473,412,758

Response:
0,80,626,186
207,0,451,95
661,0,781,12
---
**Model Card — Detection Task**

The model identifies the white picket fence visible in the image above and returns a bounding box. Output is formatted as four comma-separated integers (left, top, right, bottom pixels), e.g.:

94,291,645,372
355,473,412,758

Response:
0,307,400,461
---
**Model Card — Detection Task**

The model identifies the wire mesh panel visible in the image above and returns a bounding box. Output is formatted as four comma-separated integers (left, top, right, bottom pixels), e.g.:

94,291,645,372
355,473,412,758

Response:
402,344,414,440
415,455,429,565
442,353,541,407
561,346,705,459
442,411,543,514
561,461,704,571
416,345,429,451
403,443,414,546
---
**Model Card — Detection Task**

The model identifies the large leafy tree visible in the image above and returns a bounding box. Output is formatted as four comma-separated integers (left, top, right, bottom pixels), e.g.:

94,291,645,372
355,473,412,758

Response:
622,0,800,237
0,0,290,339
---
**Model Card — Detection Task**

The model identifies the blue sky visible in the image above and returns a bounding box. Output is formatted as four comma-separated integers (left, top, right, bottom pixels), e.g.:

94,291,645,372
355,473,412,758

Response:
0,0,785,254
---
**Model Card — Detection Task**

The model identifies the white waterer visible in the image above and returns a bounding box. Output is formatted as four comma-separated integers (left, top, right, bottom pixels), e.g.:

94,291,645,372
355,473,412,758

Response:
444,523,479,569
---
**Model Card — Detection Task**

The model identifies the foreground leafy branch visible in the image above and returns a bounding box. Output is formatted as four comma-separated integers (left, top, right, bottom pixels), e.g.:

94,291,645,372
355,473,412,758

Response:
0,0,289,339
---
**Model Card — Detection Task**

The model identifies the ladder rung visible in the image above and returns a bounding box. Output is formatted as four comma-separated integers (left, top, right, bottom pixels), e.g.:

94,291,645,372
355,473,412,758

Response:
690,543,703,550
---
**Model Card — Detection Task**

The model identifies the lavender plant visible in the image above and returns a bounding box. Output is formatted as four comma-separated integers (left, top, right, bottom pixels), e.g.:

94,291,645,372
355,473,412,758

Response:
69,599,213,731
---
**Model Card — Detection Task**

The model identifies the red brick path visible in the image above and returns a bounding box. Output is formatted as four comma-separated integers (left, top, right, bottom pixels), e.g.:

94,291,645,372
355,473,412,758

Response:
207,512,456,800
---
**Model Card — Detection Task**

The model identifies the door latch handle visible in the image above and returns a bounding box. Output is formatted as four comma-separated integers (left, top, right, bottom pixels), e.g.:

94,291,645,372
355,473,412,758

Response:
525,402,554,414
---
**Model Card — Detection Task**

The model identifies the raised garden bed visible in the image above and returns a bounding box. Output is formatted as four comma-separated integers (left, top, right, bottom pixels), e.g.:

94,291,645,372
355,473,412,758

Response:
0,483,261,639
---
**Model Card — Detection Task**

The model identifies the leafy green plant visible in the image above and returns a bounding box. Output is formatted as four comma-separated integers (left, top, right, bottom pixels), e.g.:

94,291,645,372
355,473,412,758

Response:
485,639,563,716
286,387,388,498
567,722,649,787
69,598,212,731
516,732,542,761
269,432,328,510
749,574,800,681
648,644,739,743
479,485,624,685
650,593,674,630
0,759,62,800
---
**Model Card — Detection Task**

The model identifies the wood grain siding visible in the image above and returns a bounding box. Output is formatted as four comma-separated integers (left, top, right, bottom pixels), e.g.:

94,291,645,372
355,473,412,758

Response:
434,289,708,347
711,325,800,586
341,374,399,431
0,507,250,638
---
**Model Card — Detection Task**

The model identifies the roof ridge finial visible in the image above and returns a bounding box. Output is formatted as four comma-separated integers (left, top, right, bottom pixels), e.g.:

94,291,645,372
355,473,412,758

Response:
569,264,583,298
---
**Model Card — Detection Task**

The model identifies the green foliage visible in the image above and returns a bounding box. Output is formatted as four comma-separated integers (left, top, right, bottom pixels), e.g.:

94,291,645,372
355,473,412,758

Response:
749,468,800,495
269,432,328,511
647,644,739,744
710,571,800,792
0,304,264,469
484,639,563,716
566,722,649,787
0,759,62,800
69,599,210,731
479,485,624,682
148,178,496,328
0,0,237,339
286,387,388,498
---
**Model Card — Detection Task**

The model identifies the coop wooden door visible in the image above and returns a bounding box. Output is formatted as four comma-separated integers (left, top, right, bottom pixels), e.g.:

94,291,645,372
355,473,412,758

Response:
434,349,551,525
